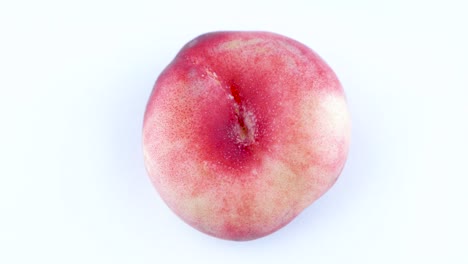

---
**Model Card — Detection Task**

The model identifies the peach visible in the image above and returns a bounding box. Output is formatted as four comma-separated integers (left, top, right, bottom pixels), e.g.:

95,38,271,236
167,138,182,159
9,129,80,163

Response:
143,31,350,241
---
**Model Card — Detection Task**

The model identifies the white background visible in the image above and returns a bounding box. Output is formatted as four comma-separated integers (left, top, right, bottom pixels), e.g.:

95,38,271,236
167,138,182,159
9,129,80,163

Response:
1,0,467,263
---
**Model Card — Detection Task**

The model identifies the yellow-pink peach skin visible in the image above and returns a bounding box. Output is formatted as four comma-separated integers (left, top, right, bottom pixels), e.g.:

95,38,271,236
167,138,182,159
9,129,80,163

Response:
143,31,351,241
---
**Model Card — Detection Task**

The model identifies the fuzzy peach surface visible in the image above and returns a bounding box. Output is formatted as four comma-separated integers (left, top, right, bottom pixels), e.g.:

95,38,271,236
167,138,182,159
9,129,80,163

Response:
143,31,350,241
